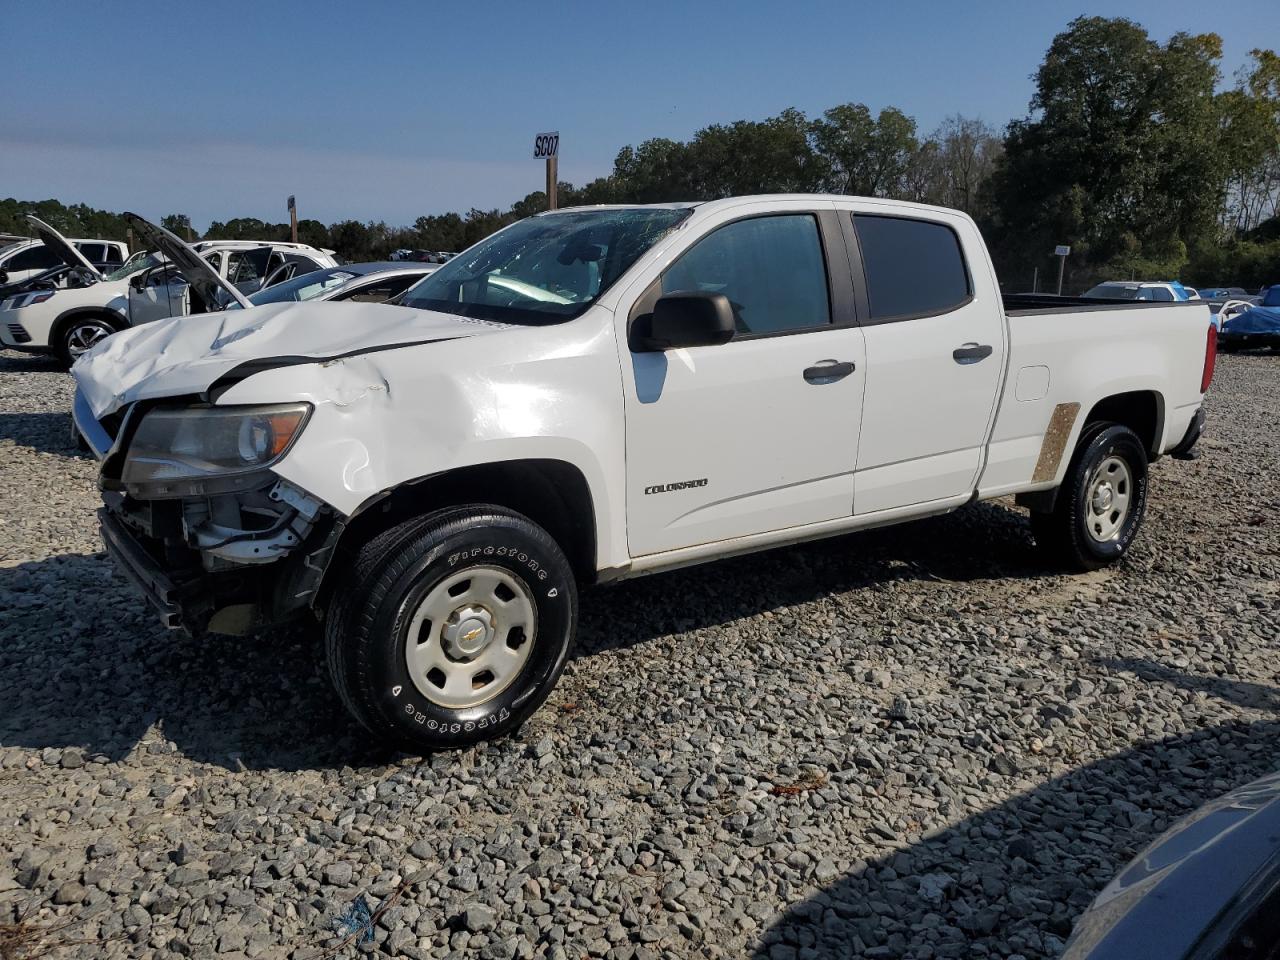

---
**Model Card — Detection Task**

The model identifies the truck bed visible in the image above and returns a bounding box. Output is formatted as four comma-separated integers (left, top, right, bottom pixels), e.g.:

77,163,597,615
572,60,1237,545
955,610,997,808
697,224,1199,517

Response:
1002,293,1207,315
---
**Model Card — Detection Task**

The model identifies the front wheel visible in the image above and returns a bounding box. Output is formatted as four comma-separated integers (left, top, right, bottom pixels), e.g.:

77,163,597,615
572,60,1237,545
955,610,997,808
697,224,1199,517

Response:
57,316,118,366
324,505,577,752
1030,423,1149,571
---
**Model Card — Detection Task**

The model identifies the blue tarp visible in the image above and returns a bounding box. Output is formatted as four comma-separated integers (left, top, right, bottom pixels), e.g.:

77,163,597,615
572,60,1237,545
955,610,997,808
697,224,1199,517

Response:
1222,304,1280,335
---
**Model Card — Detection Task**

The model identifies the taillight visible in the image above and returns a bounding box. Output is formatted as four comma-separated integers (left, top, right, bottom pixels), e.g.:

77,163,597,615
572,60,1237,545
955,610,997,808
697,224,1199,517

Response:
1200,323,1217,394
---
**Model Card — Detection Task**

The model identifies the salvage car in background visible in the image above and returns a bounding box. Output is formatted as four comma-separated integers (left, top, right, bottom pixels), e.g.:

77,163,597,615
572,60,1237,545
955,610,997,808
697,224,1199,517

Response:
0,215,336,363
1218,285,1280,351
234,261,437,308
1063,769,1280,959
0,233,127,285
1083,280,1200,302
72,196,1215,752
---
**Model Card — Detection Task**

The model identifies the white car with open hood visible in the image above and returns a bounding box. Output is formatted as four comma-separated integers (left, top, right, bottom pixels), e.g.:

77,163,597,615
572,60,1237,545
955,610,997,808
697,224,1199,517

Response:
0,214,336,364
71,196,1216,752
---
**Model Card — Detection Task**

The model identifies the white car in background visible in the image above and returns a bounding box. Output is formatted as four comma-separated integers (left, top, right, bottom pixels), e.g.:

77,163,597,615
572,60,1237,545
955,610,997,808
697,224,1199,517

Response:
0,234,129,285
233,261,438,309
1082,281,1200,302
0,215,336,364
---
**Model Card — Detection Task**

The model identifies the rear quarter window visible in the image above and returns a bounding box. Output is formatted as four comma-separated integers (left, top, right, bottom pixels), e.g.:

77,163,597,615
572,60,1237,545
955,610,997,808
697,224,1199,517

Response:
854,214,971,321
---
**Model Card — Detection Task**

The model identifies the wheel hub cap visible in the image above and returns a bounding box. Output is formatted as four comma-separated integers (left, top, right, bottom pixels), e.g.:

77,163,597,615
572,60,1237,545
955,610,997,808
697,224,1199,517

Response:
1085,456,1133,543
403,565,537,709
1091,484,1114,514
442,606,494,660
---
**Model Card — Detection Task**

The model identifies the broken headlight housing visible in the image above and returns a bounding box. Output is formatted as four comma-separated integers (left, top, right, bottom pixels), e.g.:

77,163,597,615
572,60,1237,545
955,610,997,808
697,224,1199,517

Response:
121,403,312,489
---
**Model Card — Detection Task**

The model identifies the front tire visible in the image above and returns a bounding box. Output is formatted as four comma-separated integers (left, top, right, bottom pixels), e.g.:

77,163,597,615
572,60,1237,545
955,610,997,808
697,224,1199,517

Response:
56,315,118,366
1030,423,1149,571
324,505,577,752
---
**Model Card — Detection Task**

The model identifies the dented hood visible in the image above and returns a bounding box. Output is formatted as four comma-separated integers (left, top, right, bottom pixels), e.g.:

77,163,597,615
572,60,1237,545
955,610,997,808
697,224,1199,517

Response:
72,299,512,419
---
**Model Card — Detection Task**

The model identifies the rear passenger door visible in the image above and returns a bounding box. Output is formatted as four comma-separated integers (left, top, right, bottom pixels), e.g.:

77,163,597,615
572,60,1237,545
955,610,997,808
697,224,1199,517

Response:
843,210,1006,514
621,205,867,556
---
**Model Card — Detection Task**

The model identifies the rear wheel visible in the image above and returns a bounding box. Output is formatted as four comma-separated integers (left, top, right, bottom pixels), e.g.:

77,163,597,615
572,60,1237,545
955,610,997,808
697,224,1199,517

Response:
1030,423,1149,571
56,315,118,366
324,505,577,752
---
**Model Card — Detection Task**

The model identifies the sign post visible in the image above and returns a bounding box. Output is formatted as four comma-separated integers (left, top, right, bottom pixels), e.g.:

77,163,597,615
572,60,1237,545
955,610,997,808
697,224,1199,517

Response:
288,195,298,243
533,132,559,211
1054,244,1070,296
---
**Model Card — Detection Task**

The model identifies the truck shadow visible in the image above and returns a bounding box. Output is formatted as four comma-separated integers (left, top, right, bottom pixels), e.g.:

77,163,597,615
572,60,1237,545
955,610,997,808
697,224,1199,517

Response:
749,707,1280,959
0,412,89,458
575,499,1050,657
0,501,1048,772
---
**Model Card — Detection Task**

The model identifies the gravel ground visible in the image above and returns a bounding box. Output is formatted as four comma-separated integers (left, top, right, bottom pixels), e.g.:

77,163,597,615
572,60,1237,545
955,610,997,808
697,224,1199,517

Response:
0,347,1277,960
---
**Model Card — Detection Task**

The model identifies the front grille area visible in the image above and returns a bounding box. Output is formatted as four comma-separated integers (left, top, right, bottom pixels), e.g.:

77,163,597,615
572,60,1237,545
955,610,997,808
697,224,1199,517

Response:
6,323,30,344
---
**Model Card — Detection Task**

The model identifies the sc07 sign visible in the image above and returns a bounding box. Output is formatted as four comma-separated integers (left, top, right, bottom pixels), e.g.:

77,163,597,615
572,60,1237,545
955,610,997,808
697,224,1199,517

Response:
533,132,559,159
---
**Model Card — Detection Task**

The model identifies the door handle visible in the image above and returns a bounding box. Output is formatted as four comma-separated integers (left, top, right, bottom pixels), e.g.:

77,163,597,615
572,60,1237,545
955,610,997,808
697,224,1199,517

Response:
953,343,993,364
803,359,856,384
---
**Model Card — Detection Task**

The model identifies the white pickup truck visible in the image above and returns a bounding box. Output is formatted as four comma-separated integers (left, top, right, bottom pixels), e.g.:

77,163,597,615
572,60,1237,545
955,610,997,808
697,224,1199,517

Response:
71,196,1215,751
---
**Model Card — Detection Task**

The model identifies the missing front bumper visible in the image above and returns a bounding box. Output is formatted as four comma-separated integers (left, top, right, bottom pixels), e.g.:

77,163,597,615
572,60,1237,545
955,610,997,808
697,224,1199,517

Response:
98,502,342,636
98,509,188,629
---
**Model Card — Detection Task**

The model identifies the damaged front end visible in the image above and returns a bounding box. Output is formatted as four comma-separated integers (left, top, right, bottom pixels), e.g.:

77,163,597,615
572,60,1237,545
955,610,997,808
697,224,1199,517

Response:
83,394,342,636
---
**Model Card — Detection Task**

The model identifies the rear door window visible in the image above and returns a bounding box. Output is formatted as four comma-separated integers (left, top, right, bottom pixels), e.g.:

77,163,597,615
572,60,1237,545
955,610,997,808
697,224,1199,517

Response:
853,214,971,321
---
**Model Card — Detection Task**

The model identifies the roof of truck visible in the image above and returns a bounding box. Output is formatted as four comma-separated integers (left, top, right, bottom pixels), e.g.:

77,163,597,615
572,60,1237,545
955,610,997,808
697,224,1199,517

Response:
545,194,977,218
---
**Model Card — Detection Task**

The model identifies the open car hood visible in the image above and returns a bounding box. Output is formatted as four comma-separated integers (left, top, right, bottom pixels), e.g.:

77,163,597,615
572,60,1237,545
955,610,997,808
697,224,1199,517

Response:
25,215,102,279
123,212,253,310
71,299,513,419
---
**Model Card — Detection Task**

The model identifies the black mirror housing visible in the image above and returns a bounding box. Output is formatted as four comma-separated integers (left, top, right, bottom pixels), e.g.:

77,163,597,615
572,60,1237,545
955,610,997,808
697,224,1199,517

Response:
0,270,8,285
634,291,735,351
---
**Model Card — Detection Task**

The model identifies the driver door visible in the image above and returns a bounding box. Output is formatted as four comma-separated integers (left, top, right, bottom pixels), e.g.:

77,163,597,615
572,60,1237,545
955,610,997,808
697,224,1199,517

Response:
620,206,867,557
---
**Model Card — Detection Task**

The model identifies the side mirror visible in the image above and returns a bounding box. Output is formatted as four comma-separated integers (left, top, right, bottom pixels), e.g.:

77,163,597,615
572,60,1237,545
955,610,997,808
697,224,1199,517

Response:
0,270,8,285
633,291,735,351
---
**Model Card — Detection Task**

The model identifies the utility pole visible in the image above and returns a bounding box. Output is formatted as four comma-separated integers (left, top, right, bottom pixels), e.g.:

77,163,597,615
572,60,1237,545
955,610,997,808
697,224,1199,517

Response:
534,131,560,211
1053,245,1071,296
1032,266,1038,293
288,195,298,243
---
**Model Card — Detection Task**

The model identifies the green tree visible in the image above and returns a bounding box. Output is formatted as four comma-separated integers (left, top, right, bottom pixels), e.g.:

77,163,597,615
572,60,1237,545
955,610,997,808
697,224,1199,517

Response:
989,16,1229,289
811,104,920,197
161,213,194,240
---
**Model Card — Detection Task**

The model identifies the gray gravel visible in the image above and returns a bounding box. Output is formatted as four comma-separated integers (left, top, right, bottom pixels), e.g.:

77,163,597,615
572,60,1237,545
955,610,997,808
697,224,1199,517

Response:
1,347,1277,959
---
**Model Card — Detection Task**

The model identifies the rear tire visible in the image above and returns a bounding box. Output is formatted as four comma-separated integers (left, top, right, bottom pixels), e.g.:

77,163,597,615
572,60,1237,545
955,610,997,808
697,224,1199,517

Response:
1031,423,1149,571
56,315,119,366
324,505,577,752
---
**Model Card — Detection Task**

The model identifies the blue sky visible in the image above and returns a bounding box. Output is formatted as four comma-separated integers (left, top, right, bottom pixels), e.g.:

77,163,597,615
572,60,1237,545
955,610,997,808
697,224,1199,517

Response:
2,0,1272,230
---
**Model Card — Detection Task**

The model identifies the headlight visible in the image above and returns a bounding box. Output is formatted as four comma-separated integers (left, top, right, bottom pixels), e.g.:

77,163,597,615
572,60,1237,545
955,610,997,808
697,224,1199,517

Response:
2,291,55,309
121,403,311,486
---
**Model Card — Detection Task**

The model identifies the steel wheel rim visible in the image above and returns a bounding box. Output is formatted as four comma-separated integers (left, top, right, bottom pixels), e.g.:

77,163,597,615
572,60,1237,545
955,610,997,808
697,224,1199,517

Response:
66,322,113,358
404,565,537,709
1085,455,1132,542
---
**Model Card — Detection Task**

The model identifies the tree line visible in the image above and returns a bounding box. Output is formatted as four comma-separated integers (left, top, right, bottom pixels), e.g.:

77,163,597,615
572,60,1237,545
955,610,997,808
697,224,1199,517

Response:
2,17,1276,292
